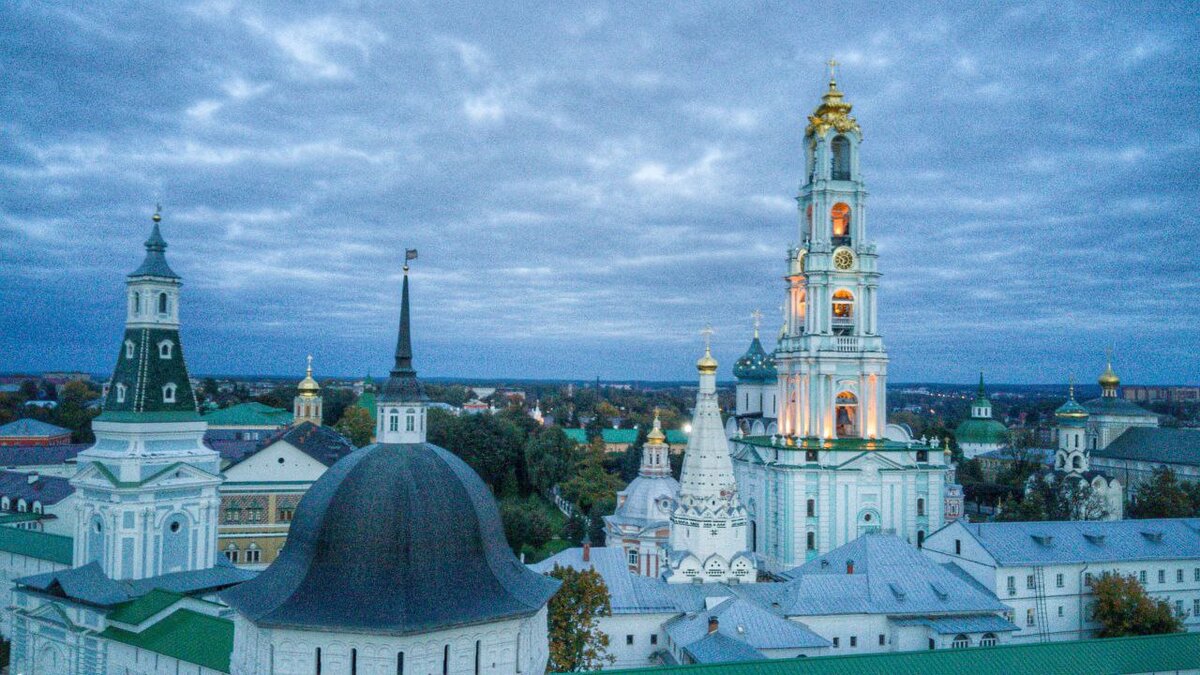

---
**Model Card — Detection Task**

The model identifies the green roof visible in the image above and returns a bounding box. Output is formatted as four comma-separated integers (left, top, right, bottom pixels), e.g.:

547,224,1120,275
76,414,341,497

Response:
202,402,292,427
954,418,1008,445
102,609,233,673
97,411,205,424
0,525,73,565
100,327,201,419
589,633,1200,675
601,428,638,444
107,589,187,625
562,428,588,444
665,429,689,445
354,391,377,422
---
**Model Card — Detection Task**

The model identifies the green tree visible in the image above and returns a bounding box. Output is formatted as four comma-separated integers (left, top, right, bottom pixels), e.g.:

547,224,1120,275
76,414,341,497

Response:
546,565,615,672
428,409,525,496
334,406,375,447
51,380,99,443
995,473,1108,522
560,443,625,513
525,427,580,495
1092,573,1182,638
562,511,587,546
1129,467,1196,519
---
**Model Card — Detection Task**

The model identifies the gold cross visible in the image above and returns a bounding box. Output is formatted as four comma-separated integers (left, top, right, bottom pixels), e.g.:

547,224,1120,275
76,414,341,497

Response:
826,57,839,81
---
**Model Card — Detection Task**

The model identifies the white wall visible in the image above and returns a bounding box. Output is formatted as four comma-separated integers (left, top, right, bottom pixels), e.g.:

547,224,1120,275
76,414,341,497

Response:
598,612,674,668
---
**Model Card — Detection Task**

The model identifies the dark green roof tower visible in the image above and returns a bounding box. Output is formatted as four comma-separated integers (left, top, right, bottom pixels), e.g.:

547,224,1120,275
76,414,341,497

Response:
98,209,201,423
73,209,221,581
377,257,428,443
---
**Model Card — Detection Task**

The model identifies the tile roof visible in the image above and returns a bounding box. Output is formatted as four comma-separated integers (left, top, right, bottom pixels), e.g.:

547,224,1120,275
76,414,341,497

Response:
202,402,293,427
0,443,88,467
0,470,75,506
1093,427,1200,466
775,535,1007,616
665,597,828,651
948,518,1200,566
586,632,1200,675
101,608,233,673
0,525,73,564
0,418,70,438
682,632,767,664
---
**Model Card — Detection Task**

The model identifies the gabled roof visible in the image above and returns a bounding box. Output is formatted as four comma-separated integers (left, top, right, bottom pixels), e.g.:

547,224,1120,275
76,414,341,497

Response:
106,588,187,625
0,526,73,564
531,546,688,614
0,470,74,506
562,428,588,444
227,422,356,470
665,597,828,651
587,632,1200,675
202,402,292,427
775,535,1007,616
17,558,255,607
0,418,70,438
682,632,767,664
101,609,232,673
945,518,1200,566
1093,427,1200,466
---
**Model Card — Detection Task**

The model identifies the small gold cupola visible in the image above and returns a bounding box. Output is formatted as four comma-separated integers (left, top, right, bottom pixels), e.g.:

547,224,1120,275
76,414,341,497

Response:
806,58,860,137
298,355,321,397
1098,352,1120,398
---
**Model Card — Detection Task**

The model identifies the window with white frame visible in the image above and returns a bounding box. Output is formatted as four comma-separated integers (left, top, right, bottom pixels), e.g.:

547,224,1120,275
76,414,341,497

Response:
116,383,127,403
951,634,969,649
1026,609,1035,626
125,340,135,359
158,340,173,358
224,545,239,563
1026,574,1035,590
1055,573,1064,587
390,409,399,432
1139,570,1147,584
163,383,177,403
979,633,998,647
1194,599,1199,616
246,545,261,563
1006,576,1016,595
406,408,415,432
627,549,638,566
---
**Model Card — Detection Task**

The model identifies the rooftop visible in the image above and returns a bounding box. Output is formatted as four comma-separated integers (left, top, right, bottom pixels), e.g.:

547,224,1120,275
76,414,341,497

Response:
0,524,73,564
101,608,232,673
227,421,356,470
0,418,70,438
947,518,1200,566
586,632,1200,675
202,402,293,428
1093,427,1200,466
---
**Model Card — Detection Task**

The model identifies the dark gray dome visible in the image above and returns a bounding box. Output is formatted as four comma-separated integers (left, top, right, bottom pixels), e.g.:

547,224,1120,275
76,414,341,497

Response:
221,442,560,635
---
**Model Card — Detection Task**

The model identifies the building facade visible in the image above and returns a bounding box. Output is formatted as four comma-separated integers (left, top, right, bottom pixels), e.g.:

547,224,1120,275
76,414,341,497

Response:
731,77,948,571
605,412,680,578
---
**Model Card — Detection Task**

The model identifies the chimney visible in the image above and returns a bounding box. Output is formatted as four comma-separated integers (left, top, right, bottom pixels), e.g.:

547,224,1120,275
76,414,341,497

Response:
27,473,38,485
708,617,719,634
582,542,591,562
846,559,854,575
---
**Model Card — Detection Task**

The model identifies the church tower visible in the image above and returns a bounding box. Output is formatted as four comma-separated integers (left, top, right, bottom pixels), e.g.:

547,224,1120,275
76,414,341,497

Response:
1055,382,1090,474
666,336,756,584
71,210,222,580
776,65,888,440
376,258,428,444
293,355,323,425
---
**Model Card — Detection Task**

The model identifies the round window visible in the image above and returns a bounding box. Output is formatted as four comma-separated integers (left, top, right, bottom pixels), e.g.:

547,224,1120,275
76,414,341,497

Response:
864,513,872,522
170,521,181,533
277,457,285,464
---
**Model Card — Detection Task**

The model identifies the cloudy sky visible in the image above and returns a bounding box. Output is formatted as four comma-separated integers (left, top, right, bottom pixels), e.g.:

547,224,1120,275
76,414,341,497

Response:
2,2,1197,383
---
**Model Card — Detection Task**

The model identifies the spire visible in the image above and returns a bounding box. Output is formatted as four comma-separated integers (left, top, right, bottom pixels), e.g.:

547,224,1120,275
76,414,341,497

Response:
379,253,426,405
978,371,985,397
130,206,179,279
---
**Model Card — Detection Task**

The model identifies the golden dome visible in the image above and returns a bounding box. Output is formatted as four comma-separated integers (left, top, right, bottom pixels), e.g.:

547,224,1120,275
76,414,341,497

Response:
1098,361,1120,390
697,346,718,375
298,355,320,397
647,409,666,445
806,75,860,137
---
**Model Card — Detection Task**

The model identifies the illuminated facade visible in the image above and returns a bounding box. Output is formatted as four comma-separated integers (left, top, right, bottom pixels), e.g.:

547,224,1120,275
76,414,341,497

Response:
731,72,949,573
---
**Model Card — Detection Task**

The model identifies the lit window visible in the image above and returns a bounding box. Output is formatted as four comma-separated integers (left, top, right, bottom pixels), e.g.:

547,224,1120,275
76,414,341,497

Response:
831,203,851,239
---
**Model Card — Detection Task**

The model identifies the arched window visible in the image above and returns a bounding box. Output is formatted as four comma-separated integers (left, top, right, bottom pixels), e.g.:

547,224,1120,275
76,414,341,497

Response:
979,633,998,647
158,292,168,315
125,340,135,359
917,498,926,516
33,501,42,514
951,634,970,649
224,543,239,563
832,289,855,325
835,391,858,438
831,135,851,180
115,383,127,403
163,383,177,403
133,292,141,315
397,652,405,675
17,500,26,513
1,497,9,510
158,340,173,359
806,531,816,550
1072,455,1083,471
917,530,926,548
806,499,815,517
831,203,851,241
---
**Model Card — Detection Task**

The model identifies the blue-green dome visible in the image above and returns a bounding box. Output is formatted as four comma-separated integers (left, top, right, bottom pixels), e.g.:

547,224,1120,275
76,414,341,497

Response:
733,336,777,382
1056,394,1089,428
955,418,1008,446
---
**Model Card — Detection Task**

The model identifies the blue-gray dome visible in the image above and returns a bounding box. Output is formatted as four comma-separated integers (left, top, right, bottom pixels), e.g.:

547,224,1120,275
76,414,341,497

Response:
733,337,777,382
611,475,679,528
221,442,560,635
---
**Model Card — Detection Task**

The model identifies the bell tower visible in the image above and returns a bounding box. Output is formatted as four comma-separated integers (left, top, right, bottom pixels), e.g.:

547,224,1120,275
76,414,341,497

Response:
776,63,888,440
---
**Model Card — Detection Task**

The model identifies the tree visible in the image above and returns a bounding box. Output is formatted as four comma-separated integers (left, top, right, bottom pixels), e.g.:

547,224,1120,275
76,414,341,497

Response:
499,498,554,555
51,380,98,443
559,443,625,513
546,565,615,672
1092,573,1182,638
334,406,375,447
995,473,1108,522
587,502,611,546
1129,467,1196,519
561,511,587,546
525,427,580,495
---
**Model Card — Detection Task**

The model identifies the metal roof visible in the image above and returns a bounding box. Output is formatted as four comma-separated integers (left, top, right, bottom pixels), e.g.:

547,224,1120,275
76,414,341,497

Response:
0,418,70,438
221,441,559,635
202,402,292,427
17,559,254,607
531,546,687,614
775,535,1008,616
0,526,73,565
1093,427,1200,466
665,597,829,651
1082,396,1157,417
101,608,232,672
949,518,1200,566
0,470,74,505
583,632,1200,675
225,421,356,470
682,632,767,664
0,443,88,466
890,614,1018,635
128,222,180,279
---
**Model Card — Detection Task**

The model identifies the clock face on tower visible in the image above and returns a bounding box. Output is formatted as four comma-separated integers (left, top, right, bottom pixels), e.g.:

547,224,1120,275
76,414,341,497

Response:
833,248,855,271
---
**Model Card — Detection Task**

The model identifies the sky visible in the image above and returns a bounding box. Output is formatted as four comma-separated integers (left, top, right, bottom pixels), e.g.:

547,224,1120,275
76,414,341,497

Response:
2,2,1198,383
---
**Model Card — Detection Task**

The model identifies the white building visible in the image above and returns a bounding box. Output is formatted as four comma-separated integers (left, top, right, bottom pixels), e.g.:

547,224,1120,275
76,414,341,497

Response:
725,320,780,439
923,518,1200,642
1032,386,1123,520
663,342,756,584
605,411,680,578
955,374,1009,459
730,74,949,572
